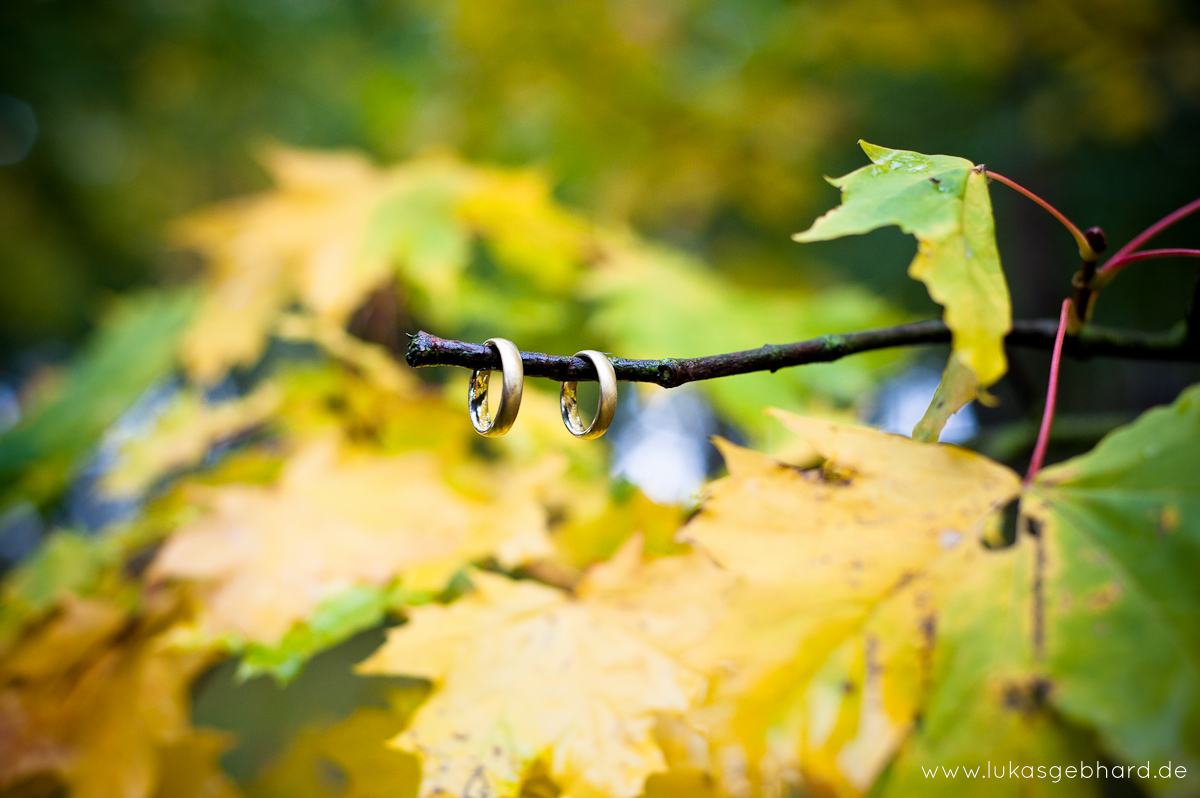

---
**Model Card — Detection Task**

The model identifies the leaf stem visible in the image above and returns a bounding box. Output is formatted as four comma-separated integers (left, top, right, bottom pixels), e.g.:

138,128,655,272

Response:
1025,299,1071,484
1103,197,1200,267
985,171,1096,261
1097,248,1200,279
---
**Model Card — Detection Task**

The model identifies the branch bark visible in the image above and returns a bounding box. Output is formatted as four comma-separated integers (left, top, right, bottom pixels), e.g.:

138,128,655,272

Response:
406,319,1199,388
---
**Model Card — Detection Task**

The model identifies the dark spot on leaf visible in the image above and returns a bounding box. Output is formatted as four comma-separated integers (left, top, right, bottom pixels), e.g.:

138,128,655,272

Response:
920,614,936,645
1001,677,1052,716
985,498,1020,549
891,572,916,593
919,613,937,696
819,462,854,485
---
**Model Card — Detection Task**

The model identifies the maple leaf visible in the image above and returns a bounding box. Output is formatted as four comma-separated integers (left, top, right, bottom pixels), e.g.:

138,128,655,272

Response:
356,555,724,798
175,149,402,381
175,149,595,383
1022,382,1200,779
688,390,1200,797
793,142,1010,440
669,411,1020,793
873,383,1200,795
149,437,555,651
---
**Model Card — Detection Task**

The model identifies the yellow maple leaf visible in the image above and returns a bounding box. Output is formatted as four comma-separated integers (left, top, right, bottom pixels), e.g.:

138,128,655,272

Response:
357,561,717,798
793,144,1011,441
176,148,402,382
353,411,1022,798
148,437,555,646
175,147,593,383
670,410,1020,794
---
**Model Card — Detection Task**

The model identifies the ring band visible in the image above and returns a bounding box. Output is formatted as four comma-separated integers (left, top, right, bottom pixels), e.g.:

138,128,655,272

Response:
469,338,524,437
560,350,617,439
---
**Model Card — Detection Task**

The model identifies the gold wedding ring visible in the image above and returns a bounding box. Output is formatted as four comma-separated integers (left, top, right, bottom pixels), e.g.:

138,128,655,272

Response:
468,338,524,437
560,350,617,439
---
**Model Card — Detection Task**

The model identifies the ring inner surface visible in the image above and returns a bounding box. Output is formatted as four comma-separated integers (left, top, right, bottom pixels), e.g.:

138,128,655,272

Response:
470,369,493,429
562,380,597,434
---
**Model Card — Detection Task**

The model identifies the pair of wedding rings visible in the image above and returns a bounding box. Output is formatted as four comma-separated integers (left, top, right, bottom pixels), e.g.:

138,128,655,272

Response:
468,338,617,439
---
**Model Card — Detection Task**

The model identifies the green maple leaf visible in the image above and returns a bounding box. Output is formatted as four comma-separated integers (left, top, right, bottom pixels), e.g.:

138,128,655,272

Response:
877,540,1101,798
794,141,1011,441
881,384,1200,795
1028,383,1200,777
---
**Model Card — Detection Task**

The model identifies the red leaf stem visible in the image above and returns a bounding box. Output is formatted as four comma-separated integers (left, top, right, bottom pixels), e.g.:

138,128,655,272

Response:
1025,298,1072,484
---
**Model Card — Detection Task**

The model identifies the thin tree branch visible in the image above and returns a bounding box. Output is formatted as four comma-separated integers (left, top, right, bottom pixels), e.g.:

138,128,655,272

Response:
406,319,1199,389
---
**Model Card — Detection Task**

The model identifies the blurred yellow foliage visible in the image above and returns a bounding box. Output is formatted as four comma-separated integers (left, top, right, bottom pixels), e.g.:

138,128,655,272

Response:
150,436,555,646
0,595,226,798
173,146,900,435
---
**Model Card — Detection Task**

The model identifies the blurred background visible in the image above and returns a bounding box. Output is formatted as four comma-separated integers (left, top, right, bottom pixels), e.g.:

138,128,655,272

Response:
4,0,1200,451
1,0,1200,792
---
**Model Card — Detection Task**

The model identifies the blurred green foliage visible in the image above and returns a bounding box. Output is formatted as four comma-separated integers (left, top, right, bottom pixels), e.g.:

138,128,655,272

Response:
0,290,195,504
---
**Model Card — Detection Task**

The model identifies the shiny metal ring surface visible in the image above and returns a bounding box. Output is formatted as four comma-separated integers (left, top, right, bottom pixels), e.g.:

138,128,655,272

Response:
560,350,618,439
468,338,524,437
